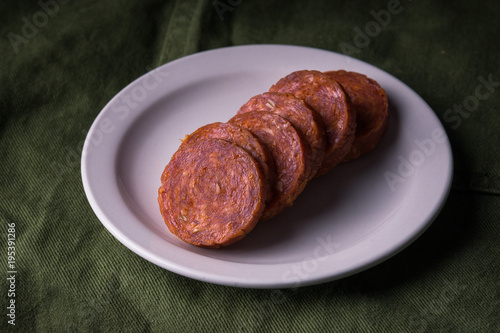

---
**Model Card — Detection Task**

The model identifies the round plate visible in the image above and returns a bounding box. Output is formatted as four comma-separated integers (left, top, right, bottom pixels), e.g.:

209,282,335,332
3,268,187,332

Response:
81,45,453,288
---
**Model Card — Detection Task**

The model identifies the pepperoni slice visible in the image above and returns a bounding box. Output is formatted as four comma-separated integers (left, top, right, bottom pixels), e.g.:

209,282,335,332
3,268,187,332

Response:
269,70,356,176
181,122,275,201
229,111,309,220
238,92,326,179
158,138,266,248
324,70,389,161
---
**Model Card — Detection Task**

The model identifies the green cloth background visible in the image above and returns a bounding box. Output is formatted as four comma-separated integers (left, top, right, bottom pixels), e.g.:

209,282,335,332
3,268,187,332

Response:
1,0,499,332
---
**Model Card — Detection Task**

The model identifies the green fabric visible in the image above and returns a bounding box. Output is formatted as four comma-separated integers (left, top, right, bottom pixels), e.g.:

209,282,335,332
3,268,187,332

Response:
1,0,499,332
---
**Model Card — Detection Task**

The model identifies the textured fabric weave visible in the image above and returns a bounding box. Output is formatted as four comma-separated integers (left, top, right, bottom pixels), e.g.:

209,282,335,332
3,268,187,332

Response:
1,0,499,332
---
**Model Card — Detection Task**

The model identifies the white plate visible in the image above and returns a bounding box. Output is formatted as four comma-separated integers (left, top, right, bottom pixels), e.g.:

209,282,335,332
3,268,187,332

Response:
81,45,453,288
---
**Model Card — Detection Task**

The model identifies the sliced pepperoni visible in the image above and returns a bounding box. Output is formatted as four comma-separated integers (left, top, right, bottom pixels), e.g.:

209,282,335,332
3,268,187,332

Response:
269,70,356,176
229,111,309,220
324,70,389,161
238,92,326,180
158,138,266,248
181,122,275,201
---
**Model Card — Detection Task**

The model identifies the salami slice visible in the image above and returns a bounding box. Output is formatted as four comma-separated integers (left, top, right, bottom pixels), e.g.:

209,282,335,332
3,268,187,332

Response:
181,122,275,201
269,70,356,176
158,138,266,248
324,70,389,161
229,111,309,220
238,92,326,179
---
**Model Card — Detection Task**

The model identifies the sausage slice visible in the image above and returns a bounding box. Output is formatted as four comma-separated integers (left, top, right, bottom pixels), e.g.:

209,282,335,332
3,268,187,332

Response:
324,70,389,161
238,92,326,179
229,111,309,220
158,138,266,248
269,70,356,176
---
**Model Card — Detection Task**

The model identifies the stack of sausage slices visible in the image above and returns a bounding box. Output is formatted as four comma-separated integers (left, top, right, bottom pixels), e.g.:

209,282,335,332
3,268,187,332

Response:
158,70,389,248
